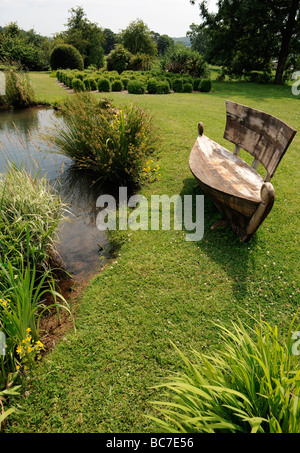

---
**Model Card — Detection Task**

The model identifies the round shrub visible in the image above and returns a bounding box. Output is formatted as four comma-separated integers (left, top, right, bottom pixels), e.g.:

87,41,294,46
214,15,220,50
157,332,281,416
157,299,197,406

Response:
88,78,98,91
127,80,145,95
199,79,212,92
72,78,85,92
156,81,170,94
50,44,84,71
111,79,123,91
183,82,193,93
98,78,111,92
193,78,202,91
147,78,157,94
172,78,183,93
83,78,91,91
121,77,130,89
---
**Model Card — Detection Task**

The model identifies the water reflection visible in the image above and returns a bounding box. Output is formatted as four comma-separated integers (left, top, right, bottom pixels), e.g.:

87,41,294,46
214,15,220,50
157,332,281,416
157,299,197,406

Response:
0,107,109,280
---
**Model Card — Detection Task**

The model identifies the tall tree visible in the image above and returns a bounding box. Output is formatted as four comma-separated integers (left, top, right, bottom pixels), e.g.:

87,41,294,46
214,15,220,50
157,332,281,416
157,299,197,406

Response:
120,19,157,56
63,6,105,68
190,0,300,84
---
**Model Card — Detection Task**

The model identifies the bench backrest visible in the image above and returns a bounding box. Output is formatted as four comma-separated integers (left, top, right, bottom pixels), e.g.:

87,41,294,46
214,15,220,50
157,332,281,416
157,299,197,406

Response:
224,100,297,181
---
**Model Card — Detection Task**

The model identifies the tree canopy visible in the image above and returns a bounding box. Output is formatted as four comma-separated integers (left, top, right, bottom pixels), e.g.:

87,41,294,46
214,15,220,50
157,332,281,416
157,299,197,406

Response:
190,0,300,83
120,19,157,56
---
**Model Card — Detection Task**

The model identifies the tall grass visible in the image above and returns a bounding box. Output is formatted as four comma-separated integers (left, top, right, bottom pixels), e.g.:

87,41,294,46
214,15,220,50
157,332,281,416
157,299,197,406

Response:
0,163,64,268
0,163,73,429
53,92,158,186
4,69,35,109
150,316,300,433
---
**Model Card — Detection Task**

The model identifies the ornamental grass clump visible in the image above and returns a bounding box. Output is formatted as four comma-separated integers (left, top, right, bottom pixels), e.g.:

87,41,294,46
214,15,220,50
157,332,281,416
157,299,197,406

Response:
150,316,300,433
0,163,64,268
54,92,158,186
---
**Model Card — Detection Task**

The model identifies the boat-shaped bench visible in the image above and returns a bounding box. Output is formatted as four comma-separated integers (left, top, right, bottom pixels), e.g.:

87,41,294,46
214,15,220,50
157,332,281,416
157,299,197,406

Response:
189,100,297,242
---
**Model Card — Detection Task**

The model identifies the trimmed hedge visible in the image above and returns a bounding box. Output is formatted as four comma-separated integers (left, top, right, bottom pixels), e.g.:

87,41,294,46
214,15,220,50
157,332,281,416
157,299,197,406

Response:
98,78,111,92
127,80,145,94
199,79,212,92
50,44,84,71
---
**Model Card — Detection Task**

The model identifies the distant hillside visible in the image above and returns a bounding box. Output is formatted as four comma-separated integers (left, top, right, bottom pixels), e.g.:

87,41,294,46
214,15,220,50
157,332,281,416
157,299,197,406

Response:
172,36,191,47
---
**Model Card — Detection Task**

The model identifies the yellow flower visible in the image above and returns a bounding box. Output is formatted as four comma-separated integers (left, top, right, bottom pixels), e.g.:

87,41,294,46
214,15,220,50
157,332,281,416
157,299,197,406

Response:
26,328,31,334
16,346,22,354
36,341,44,348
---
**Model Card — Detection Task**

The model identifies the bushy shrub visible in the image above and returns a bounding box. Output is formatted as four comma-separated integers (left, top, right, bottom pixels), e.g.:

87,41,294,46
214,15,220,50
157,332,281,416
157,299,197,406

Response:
98,78,111,92
147,78,157,94
156,80,170,94
83,77,91,91
193,78,202,91
111,79,123,91
72,78,85,92
50,44,84,71
88,78,98,91
106,44,132,74
121,77,130,89
199,79,212,92
183,82,193,93
4,69,35,108
172,78,183,93
54,93,158,186
127,80,145,94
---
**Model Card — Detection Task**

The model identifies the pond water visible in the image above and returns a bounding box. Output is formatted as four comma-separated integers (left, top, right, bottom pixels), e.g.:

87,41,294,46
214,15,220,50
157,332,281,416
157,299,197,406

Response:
0,107,109,281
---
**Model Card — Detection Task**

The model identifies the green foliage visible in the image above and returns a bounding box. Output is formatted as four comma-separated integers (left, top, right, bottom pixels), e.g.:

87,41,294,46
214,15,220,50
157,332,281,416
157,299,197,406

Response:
72,78,85,92
0,22,50,70
4,69,35,108
197,0,299,83
156,80,170,94
127,79,145,94
97,77,111,92
147,78,158,94
172,78,183,93
106,44,133,74
111,79,123,91
199,78,212,92
150,316,300,433
62,6,105,69
120,19,157,56
183,82,193,93
50,44,84,71
162,45,209,78
53,93,158,186
0,163,64,268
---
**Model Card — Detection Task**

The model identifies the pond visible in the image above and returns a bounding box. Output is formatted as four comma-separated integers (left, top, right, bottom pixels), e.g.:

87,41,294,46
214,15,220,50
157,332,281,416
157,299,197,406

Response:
0,106,109,281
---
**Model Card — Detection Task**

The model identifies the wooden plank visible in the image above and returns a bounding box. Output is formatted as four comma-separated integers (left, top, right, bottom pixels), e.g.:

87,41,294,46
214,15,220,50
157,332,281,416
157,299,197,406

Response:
224,100,297,179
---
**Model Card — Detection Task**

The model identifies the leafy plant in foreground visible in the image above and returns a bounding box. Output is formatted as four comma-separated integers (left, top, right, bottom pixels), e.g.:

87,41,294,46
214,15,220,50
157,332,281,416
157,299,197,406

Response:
149,315,300,433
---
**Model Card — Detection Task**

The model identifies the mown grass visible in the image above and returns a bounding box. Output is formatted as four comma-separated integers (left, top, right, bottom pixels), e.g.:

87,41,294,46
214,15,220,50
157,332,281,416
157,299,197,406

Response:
6,73,299,433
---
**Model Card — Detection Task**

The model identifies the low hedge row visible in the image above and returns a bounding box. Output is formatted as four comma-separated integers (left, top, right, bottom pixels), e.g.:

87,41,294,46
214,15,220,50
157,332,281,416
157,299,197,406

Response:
56,69,212,95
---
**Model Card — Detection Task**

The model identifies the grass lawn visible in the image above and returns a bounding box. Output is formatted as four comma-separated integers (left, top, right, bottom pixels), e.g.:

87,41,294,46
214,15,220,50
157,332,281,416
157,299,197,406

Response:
6,72,300,433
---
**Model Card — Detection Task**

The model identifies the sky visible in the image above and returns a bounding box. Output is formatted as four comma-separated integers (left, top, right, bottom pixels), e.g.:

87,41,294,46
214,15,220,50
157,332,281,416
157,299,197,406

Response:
0,0,218,38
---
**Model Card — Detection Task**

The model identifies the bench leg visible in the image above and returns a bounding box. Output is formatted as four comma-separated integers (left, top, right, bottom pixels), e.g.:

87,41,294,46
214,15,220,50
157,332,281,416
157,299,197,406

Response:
240,182,275,242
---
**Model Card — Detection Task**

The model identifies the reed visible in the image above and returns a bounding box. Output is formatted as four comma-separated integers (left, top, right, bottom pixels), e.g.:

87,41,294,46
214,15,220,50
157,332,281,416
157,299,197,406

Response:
53,92,158,186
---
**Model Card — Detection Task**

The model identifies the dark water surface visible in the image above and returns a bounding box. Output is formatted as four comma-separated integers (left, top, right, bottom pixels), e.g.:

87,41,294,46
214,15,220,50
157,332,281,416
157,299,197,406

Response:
0,106,109,280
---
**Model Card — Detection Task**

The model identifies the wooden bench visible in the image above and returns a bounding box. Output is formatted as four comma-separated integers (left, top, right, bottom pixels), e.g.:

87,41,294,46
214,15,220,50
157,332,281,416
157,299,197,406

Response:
189,100,297,242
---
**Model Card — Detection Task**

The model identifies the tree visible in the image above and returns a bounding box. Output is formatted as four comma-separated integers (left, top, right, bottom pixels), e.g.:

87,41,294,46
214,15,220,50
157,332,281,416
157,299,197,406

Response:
187,23,209,56
103,28,117,55
190,0,300,84
106,44,132,73
0,22,50,70
120,19,157,56
63,6,105,68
